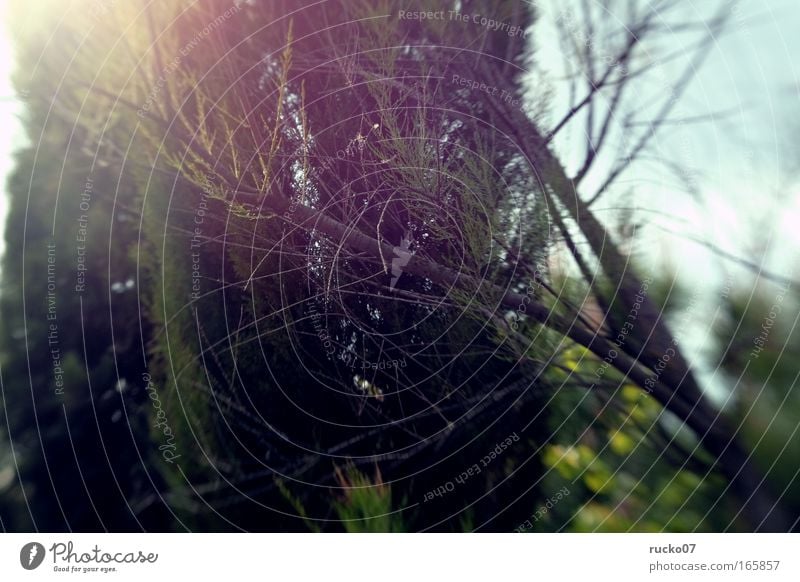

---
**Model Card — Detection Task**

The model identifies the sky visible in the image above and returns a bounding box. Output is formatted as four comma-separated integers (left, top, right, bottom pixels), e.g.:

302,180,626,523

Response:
0,0,796,323
529,0,800,400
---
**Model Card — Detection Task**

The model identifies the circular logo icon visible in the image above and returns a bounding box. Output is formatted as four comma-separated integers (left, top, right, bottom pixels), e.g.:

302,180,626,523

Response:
20,542,46,570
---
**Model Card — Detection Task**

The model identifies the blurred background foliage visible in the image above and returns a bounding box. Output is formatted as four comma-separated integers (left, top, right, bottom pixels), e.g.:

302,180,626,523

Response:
0,0,797,532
